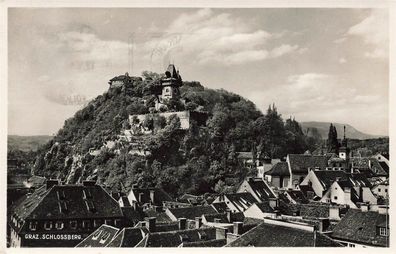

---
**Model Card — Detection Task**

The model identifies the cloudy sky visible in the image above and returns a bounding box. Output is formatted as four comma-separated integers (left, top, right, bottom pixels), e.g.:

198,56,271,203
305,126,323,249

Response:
8,8,388,136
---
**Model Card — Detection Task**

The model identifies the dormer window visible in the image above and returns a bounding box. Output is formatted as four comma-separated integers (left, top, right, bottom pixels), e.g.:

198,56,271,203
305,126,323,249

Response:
29,221,38,231
99,232,111,244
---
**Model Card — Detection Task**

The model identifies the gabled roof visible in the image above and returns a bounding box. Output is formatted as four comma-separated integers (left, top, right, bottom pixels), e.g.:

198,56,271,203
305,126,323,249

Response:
76,224,120,247
265,162,289,176
106,227,146,247
211,202,228,213
167,205,218,220
332,209,389,247
225,222,342,247
241,178,276,201
313,170,349,189
288,154,330,173
121,207,145,225
254,202,275,213
141,227,217,247
285,190,309,204
12,184,123,233
130,187,173,206
223,193,257,212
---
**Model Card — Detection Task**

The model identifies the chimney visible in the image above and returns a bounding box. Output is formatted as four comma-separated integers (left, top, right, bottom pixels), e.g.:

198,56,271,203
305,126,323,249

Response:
138,192,144,203
195,217,202,229
178,218,187,230
146,217,156,232
226,210,232,222
316,218,330,233
150,190,155,204
132,184,138,189
359,203,368,212
247,177,253,182
269,198,279,209
233,222,243,235
46,179,60,190
216,227,228,239
214,218,221,223
378,205,388,215
132,201,137,211
329,205,341,220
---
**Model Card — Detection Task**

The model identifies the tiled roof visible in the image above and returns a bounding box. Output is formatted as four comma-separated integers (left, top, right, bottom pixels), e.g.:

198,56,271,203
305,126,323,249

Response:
265,162,289,176
141,227,217,247
76,224,120,247
181,238,226,247
285,190,309,204
144,207,172,223
211,202,228,213
255,202,275,213
121,207,145,225
378,162,389,174
350,157,370,169
288,154,330,173
224,193,257,212
167,205,218,220
130,187,174,206
299,203,330,219
106,227,146,247
225,222,342,247
203,212,244,223
313,170,349,189
243,178,277,201
26,176,47,187
332,209,389,247
12,184,123,233
278,199,301,216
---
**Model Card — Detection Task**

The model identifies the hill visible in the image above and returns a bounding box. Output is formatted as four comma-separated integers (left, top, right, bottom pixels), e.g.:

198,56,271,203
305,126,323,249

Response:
8,135,54,152
29,69,319,197
300,122,384,140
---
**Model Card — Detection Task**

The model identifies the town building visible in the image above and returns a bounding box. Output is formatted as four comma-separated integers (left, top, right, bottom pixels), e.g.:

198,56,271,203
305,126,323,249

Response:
236,177,277,203
371,179,389,199
127,186,174,211
225,218,343,247
9,180,124,247
331,209,389,247
108,72,142,88
212,193,257,213
320,175,377,208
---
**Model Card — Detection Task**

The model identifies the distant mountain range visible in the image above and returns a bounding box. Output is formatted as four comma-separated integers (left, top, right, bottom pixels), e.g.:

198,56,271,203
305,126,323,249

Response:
300,122,386,140
8,135,53,152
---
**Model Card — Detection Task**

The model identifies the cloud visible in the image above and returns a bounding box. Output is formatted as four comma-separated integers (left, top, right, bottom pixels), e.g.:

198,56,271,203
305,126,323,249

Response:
347,9,388,59
136,9,303,66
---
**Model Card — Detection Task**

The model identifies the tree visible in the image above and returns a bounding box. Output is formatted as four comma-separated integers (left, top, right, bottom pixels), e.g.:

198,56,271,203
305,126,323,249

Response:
327,124,339,154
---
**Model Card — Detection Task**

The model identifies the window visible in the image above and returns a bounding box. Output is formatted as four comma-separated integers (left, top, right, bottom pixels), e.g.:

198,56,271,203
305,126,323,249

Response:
29,221,37,231
70,220,77,229
92,230,102,240
44,221,52,230
385,189,388,193
99,232,111,244
334,196,338,200
94,219,102,228
114,219,121,227
82,220,91,229
378,188,381,192
349,243,356,247
55,221,64,230
379,227,388,236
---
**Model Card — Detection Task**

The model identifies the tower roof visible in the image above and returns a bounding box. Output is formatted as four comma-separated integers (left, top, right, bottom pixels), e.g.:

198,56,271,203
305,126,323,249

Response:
165,64,181,80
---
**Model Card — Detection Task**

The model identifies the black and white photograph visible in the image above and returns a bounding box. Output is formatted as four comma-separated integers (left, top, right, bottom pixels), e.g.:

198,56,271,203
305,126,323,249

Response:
2,0,393,249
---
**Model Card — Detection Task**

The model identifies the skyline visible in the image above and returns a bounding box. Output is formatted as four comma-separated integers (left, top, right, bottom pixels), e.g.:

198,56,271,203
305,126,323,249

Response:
8,8,389,136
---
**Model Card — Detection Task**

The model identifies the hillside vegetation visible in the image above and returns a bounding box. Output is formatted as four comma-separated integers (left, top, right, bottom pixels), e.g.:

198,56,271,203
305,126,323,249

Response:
31,73,320,196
